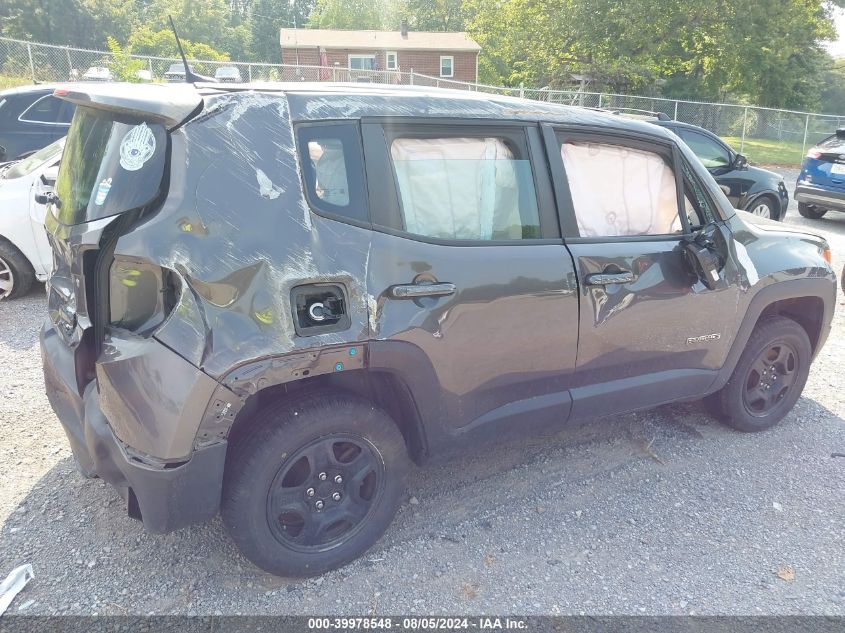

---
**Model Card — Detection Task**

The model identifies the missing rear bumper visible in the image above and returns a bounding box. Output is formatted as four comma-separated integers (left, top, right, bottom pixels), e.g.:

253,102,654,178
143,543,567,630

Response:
40,321,227,533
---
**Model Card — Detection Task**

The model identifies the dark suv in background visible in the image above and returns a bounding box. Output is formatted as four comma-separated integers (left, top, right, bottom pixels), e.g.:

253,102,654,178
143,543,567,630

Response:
40,83,835,577
0,84,74,161
651,118,789,220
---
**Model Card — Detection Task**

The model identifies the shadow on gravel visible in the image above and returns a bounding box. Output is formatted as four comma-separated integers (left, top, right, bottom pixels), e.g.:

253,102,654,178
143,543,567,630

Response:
2,394,842,607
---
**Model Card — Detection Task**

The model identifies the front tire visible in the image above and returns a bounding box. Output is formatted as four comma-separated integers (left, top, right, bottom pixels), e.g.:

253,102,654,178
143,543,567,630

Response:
797,202,827,219
221,391,409,577
0,239,35,300
704,317,811,432
746,196,778,220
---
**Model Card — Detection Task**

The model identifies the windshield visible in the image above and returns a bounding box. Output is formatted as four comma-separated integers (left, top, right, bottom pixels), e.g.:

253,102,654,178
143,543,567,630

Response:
4,138,64,180
54,107,167,225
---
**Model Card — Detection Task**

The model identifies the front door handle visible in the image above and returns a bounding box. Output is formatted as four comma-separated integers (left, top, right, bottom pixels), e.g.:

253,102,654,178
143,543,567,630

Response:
585,271,634,286
389,282,456,299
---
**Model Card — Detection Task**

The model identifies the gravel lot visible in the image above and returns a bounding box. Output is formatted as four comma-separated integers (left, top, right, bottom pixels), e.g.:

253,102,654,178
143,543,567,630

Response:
1,167,843,616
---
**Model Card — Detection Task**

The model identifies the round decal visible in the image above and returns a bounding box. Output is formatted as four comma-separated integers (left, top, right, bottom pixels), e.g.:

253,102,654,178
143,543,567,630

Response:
119,123,156,171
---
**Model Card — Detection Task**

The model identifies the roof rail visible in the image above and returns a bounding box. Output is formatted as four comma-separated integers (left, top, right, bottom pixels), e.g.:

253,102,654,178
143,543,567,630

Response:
602,107,671,121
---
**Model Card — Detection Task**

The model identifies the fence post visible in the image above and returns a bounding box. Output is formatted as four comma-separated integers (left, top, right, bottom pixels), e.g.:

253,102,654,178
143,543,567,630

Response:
248,63,252,82
673,100,678,120
740,106,749,154
410,69,414,86
597,93,602,109
519,82,524,99
27,43,36,82
801,114,810,162
65,47,72,80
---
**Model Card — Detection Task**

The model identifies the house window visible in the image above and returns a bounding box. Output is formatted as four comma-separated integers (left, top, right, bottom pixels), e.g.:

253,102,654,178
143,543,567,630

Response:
348,55,375,71
385,51,398,71
440,56,454,78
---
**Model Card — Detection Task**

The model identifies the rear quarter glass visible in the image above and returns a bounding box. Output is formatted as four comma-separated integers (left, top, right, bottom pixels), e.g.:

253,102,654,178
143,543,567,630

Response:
54,107,167,226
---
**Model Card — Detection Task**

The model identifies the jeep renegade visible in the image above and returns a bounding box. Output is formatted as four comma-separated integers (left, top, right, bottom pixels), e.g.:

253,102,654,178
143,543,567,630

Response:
40,83,836,577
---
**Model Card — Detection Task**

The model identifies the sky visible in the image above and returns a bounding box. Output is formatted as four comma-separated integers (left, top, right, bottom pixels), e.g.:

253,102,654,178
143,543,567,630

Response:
827,7,845,58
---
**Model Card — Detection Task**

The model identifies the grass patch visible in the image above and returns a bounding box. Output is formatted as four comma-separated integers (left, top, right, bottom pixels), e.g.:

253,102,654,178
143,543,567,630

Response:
722,136,806,167
0,75,35,91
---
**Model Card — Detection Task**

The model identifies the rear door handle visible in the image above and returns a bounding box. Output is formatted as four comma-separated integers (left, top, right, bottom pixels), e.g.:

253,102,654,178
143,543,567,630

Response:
585,271,634,286
389,282,456,299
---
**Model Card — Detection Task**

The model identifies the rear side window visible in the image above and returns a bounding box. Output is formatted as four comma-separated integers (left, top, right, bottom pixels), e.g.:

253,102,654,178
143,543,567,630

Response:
297,123,369,224
389,136,540,240
561,141,682,237
54,107,167,225
19,95,63,123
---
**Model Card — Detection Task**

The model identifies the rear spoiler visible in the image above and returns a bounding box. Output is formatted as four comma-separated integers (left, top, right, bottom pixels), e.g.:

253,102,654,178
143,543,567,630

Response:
54,84,203,128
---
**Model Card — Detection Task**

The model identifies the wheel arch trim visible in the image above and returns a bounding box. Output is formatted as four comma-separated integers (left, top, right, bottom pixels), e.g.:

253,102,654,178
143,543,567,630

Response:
708,278,835,394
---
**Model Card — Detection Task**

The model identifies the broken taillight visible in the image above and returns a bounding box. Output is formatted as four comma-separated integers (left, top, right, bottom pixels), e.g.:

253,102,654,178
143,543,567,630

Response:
109,258,180,335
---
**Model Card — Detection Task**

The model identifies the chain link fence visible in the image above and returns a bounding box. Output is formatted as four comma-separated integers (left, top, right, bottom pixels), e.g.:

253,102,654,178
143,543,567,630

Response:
2,35,843,166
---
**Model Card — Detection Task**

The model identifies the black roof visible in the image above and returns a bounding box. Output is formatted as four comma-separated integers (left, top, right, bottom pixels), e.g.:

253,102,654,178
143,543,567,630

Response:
53,80,675,139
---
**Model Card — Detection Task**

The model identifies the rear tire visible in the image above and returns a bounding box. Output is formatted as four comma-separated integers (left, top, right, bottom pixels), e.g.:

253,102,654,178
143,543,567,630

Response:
797,202,827,219
221,391,409,577
0,239,35,300
704,317,811,432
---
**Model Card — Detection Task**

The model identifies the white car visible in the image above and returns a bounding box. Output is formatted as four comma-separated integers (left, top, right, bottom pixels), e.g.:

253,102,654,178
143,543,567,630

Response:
0,137,63,299
82,66,113,82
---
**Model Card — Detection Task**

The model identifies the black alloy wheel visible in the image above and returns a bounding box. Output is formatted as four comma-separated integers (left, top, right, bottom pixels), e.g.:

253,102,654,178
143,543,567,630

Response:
266,434,385,551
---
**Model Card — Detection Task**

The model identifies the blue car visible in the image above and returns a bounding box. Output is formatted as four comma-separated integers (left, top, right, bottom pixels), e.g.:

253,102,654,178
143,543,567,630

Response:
795,129,845,219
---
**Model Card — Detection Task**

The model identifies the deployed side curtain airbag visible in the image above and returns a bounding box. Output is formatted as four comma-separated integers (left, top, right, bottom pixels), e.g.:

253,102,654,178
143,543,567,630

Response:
561,142,681,237
390,137,522,240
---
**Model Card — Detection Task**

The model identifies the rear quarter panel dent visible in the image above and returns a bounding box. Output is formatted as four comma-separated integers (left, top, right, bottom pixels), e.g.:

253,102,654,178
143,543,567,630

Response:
110,92,371,379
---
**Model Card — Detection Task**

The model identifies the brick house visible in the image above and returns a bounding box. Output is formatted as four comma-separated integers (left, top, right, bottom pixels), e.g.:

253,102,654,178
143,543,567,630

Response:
279,25,481,83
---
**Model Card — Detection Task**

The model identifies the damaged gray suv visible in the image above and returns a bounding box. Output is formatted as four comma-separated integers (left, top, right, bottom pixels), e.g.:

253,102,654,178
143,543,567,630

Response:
40,83,836,577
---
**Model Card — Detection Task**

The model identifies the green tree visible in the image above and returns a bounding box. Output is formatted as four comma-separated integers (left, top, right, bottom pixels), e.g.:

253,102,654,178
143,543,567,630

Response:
307,0,387,29
405,0,464,31
466,0,843,107
1,0,91,46
127,25,230,60
820,58,845,113
105,35,145,81
249,0,314,62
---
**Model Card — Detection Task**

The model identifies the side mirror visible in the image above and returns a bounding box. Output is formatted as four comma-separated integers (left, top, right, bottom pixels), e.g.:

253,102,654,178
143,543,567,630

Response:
35,191,59,206
733,153,748,170
682,224,724,290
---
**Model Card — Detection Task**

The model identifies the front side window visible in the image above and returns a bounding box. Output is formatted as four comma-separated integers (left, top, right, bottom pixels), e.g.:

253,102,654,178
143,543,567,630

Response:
389,136,540,241
440,56,454,78
19,95,64,124
349,55,375,71
681,161,717,228
676,129,731,169
297,123,368,223
561,141,682,238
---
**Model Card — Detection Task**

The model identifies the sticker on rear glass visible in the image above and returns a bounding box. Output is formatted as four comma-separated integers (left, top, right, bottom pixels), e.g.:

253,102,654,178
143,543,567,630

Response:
94,178,112,205
119,123,156,171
